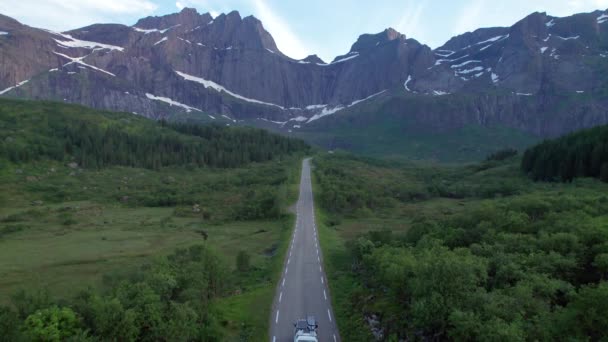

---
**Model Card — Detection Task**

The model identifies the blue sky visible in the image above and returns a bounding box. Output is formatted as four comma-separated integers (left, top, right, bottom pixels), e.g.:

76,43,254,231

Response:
1,0,607,61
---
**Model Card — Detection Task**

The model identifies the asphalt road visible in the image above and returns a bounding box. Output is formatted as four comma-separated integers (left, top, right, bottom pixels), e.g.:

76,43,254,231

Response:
270,158,340,342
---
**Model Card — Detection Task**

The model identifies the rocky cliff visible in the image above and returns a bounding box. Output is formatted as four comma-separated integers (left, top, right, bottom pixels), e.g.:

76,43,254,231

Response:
1,7,607,140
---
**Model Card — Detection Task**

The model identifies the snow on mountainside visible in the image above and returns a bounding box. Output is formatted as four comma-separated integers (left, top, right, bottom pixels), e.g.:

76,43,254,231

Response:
0,8,608,139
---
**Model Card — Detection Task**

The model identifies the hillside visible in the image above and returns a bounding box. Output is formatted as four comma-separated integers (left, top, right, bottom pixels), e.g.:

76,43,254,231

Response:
0,99,309,340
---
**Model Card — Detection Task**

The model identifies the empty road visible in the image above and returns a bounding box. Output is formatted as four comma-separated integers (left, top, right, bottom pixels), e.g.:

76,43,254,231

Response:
270,158,340,342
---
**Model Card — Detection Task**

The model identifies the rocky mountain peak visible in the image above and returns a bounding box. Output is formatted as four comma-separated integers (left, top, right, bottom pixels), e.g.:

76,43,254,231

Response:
134,7,212,30
0,13,22,29
350,27,406,52
301,54,325,64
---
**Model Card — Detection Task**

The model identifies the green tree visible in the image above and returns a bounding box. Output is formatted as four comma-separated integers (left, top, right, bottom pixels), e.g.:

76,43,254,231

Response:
22,306,82,341
0,306,21,342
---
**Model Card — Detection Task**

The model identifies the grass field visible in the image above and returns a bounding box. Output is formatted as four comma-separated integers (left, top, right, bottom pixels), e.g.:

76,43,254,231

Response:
0,156,303,340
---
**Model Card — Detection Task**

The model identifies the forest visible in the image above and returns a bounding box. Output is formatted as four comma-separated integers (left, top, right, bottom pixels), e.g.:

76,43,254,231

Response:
0,99,307,340
0,99,309,169
314,152,608,341
0,244,228,341
522,124,608,182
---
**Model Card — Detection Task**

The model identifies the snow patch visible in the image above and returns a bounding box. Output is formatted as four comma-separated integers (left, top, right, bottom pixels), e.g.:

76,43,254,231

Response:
177,37,191,44
53,32,124,51
404,75,413,92
154,37,168,46
306,104,327,110
491,73,499,83
323,53,359,65
477,35,509,46
0,79,29,95
208,115,216,119
458,35,509,51
133,24,181,34
175,70,286,109
265,48,276,54
222,114,236,123
434,53,470,67
433,90,449,96
434,50,455,57
555,35,579,40
576,90,585,93
0,31,8,35
145,93,201,113
259,118,287,125
53,51,116,77
307,90,387,123
516,92,533,96
546,19,555,27
290,116,308,122
49,68,58,72
456,66,484,74
598,14,608,24
306,106,345,123
451,60,481,68
540,47,548,54
350,90,387,106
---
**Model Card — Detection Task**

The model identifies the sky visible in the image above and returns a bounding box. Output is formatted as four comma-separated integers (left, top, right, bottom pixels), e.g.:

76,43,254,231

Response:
1,0,607,62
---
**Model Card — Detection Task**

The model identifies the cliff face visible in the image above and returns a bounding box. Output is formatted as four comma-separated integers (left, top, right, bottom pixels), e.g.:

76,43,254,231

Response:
1,8,608,139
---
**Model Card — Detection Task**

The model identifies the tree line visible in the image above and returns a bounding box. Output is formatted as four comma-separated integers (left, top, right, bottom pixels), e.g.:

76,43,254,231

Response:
522,124,608,182
0,100,309,169
0,245,229,341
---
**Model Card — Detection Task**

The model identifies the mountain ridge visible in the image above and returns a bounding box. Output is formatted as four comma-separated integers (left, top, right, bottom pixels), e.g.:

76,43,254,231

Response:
1,7,608,158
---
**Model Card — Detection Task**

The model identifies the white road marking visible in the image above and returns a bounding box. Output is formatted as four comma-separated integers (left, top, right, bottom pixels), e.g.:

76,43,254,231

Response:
324,289,327,300
285,267,288,274
333,334,337,342
279,292,283,303
318,256,320,262
276,310,280,323
321,277,324,284
327,309,332,322
288,258,291,264
273,336,276,342
282,278,285,287
320,266,322,272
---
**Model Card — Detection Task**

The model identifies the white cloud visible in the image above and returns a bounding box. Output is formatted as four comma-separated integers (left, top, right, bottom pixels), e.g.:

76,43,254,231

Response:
250,0,311,59
0,0,157,31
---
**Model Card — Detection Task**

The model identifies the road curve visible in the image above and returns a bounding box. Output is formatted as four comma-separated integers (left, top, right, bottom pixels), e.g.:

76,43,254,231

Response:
270,158,340,342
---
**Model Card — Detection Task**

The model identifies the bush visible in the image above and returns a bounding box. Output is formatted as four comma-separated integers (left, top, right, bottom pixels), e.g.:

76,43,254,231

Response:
486,148,518,161
22,306,83,341
236,251,251,272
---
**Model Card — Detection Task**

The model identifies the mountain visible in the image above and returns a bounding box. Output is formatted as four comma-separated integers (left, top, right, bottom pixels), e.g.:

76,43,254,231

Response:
1,8,608,159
